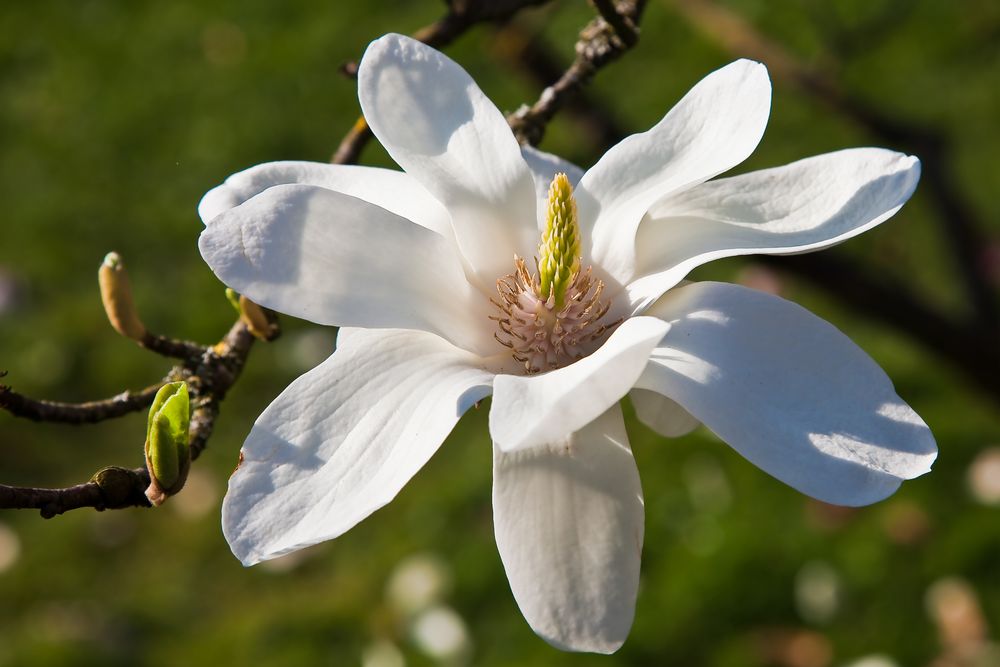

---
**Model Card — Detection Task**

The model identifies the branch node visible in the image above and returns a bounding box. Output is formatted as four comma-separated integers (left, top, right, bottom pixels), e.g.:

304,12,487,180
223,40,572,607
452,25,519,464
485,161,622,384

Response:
91,466,150,510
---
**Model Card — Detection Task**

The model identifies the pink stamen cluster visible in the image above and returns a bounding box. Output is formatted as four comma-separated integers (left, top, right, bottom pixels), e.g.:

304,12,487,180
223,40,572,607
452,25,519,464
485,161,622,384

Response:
491,256,620,374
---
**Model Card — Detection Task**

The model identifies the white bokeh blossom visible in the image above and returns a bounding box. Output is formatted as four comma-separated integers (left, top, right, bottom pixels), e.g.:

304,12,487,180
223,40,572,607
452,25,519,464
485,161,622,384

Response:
197,33,936,653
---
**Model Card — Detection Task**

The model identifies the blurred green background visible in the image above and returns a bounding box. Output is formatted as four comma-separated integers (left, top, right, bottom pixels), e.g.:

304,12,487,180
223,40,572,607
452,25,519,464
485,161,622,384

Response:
1,0,998,665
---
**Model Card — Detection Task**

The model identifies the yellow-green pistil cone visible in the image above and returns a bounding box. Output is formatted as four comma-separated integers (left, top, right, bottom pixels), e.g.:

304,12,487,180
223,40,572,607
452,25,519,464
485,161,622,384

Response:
537,173,581,310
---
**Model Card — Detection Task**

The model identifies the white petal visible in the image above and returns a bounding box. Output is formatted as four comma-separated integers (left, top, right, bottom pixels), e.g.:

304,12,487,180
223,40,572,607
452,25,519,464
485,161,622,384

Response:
627,149,921,312
359,34,538,284
199,184,495,355
490,316,670,452
520,144,584,230
223,328,494,565
493,405,643,653
635,282,937,506
629,388,700,438
198,161,452,237
577,59,771,282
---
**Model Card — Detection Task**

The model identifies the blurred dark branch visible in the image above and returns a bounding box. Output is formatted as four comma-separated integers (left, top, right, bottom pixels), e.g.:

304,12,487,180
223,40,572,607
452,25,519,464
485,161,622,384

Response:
803,0,918,61
421,0,553,46
670,0,999,328
330,118,374,169
590,0,640,46
759,254,1000,402
0,381,163,424
331,0,554,164
508,0,649,145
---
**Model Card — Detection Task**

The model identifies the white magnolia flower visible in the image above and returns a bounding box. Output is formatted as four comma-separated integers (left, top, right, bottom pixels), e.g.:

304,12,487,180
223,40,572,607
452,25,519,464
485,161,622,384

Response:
198,34,936,653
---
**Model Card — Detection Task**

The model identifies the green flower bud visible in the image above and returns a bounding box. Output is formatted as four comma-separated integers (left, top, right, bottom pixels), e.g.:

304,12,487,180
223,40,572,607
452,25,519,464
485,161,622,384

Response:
144,381,191,506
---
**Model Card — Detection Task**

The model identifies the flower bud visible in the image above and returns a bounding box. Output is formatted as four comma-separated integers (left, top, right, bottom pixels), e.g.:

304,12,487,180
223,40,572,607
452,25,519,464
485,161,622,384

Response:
98,252,147,342
225,288,278,341
144,382,191,506
239,295,278,340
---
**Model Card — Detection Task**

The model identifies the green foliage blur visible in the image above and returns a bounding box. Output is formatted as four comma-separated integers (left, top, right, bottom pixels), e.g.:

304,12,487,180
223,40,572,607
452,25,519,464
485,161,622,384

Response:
1,1,998,665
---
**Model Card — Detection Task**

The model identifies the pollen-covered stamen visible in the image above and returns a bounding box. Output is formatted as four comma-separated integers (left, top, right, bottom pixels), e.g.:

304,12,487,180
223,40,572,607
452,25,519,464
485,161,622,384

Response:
491,173,621,374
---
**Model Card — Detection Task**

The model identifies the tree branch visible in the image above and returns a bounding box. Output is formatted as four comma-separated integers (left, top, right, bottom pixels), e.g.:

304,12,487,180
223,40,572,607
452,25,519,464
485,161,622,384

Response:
0,381,164,424
491,20,628,150
138,332,208,361
0,467,150,518
507,0,648,145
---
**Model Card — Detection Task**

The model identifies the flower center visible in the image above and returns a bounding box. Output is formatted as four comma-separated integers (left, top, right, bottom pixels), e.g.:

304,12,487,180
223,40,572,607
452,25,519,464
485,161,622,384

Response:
490,173,620,374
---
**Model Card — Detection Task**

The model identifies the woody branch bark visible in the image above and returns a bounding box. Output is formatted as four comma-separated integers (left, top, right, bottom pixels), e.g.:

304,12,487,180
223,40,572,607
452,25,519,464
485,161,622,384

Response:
0,379,164,424
507,0,648,146
490,20,627,151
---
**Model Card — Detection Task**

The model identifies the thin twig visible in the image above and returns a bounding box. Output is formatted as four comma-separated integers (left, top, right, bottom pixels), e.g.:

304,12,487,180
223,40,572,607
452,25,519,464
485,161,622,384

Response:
491,21,627,150
331,117,373,168
139,332,208,361
0,382,164,424
507,0,648,145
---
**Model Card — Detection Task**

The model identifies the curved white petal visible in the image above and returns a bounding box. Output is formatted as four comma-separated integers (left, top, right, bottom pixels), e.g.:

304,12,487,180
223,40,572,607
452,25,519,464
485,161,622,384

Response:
520,145,584,231
635,282,937,506
223,328,495,565
359,34,538,284
627,149,921,312
490,316,670,452
577,59,771,282
198,161,452,237
629,388,700,438
493,405,642,654
199,183,495,355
